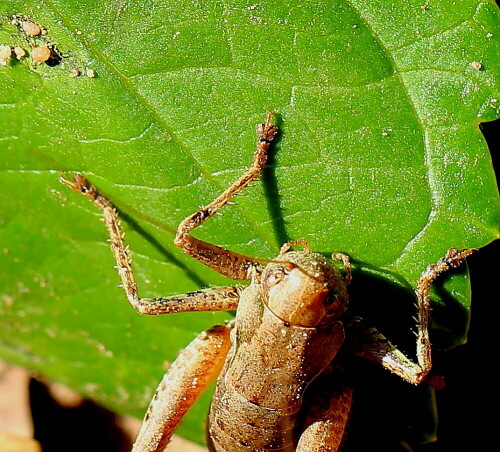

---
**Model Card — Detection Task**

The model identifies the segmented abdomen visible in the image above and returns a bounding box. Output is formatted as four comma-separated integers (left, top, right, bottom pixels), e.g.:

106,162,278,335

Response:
206,286,344,452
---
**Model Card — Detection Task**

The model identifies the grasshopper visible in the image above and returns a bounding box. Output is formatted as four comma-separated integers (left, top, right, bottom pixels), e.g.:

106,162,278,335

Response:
61,113,472,452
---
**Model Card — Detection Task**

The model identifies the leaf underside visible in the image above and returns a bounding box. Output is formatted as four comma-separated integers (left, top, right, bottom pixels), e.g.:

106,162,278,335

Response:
1,0,499,446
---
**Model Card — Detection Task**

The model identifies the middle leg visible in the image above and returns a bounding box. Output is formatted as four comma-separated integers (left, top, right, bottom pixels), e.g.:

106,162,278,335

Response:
61,174,242,315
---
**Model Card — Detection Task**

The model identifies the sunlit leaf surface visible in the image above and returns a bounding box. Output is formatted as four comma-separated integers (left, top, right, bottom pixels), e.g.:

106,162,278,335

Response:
1,0,499,445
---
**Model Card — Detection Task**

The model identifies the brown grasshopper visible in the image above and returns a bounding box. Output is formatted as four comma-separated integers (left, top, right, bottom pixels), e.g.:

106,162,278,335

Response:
61,113,472,452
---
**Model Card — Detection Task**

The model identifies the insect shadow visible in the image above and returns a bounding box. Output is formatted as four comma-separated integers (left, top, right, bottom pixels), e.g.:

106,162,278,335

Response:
118,209,209,289
260,112,291,246
325,262,471,451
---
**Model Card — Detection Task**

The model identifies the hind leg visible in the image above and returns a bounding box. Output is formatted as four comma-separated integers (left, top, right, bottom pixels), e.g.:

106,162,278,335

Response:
132,324,232,452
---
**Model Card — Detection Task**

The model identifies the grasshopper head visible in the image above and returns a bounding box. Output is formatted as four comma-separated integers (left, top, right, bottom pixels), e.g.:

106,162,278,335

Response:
261,251,348,327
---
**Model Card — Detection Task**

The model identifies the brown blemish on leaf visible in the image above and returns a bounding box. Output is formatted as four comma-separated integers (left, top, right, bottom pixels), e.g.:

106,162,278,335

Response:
31,45,51,64
21,20,43,36
13,46,27,60
0,45,13,66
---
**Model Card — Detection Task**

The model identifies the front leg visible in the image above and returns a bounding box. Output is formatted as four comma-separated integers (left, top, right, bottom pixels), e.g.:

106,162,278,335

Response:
174,112,278,280
352,248,474,384
133,324,232,452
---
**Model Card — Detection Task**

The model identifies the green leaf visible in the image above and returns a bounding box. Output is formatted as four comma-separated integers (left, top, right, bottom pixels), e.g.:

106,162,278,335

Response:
1,0,499,447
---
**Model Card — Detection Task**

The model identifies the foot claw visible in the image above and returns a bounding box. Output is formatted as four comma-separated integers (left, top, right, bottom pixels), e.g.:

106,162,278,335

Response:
60,173,97,200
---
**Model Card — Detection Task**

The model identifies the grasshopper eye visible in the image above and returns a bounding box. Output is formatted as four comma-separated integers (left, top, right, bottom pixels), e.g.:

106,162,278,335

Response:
324,288,342,316
264,268,286,288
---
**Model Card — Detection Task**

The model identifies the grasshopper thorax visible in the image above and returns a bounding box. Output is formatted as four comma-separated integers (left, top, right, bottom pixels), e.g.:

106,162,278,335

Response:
260,251,348,327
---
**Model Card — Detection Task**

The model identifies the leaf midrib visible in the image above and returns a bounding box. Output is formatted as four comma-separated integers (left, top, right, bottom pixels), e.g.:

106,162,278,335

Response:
41,0,279,256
